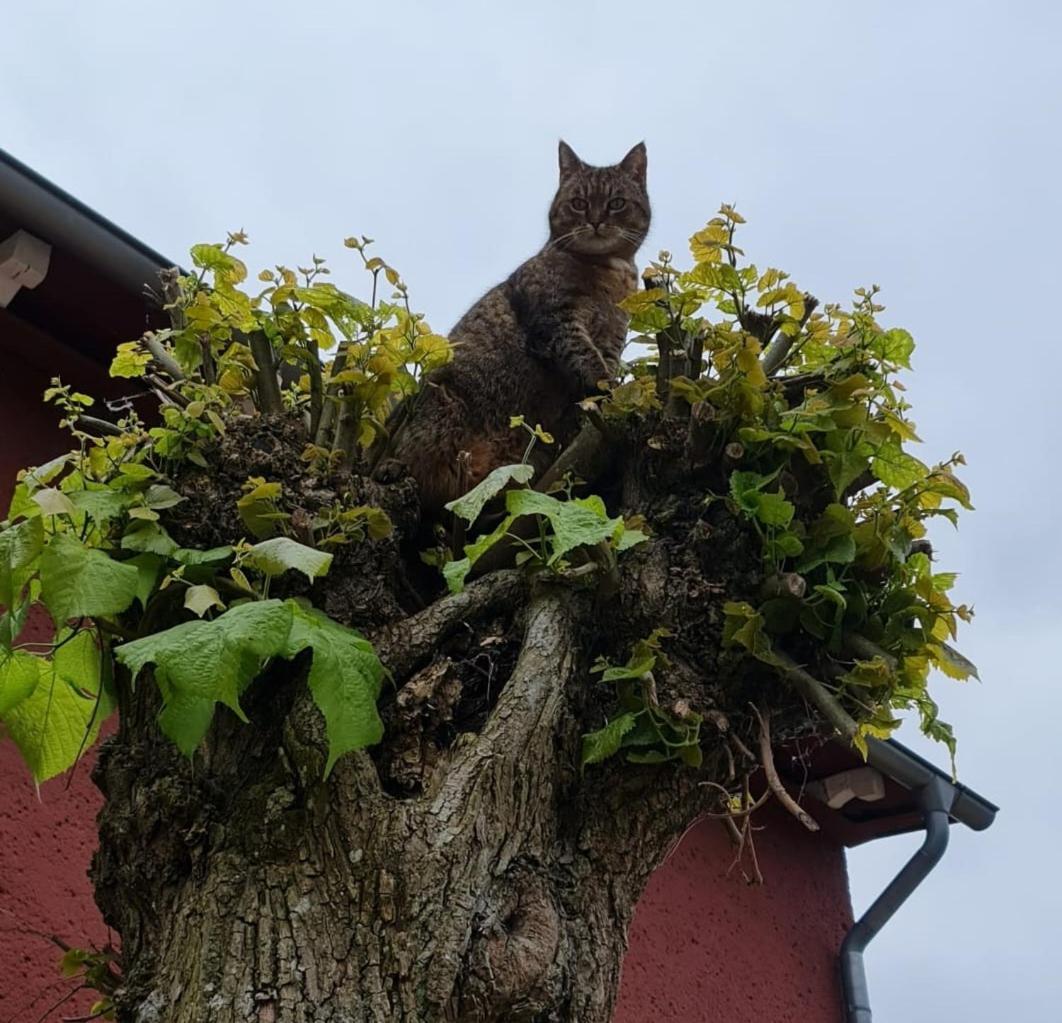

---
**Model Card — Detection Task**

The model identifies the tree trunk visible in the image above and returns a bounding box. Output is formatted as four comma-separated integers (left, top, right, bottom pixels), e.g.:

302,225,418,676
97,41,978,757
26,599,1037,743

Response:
87,413,805,1023
92,578,718,1023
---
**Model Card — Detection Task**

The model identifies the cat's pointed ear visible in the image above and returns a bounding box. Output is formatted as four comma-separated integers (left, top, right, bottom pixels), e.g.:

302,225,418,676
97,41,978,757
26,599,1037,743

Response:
620,142,647,185
558,140,583,178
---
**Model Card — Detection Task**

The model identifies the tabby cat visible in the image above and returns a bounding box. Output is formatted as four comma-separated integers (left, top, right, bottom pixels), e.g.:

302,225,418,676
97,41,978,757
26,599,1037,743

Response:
393,141,650,513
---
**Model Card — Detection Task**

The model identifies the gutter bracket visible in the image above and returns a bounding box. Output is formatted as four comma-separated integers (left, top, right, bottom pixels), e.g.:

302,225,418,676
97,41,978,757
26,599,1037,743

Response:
0,229,51,308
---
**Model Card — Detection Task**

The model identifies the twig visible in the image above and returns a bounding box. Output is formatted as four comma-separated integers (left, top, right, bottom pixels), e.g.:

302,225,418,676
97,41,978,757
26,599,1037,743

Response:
144,373,189,408
158,266,186,331
142,335,185,381
762,293,819,376
750,702,819,832
75,415,123,437
307,339,324,439
314,347,349,447
199,335,216,385
844,633,898,671
743,814,764,885
729,731,756,763
700,780,771,819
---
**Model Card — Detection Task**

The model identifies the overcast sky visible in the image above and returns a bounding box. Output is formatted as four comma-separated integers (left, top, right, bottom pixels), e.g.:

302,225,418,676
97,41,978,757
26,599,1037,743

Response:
4,1,1060,1019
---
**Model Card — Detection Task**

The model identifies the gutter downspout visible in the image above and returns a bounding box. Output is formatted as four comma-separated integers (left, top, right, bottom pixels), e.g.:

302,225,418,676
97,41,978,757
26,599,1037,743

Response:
840,774,953,1022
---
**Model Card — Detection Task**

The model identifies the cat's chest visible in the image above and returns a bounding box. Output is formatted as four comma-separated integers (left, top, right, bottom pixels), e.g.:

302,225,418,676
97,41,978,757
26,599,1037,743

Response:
588,258,638,305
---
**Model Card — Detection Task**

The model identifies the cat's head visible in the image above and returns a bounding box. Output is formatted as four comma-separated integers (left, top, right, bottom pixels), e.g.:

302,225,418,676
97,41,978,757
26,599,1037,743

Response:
548,141,650,259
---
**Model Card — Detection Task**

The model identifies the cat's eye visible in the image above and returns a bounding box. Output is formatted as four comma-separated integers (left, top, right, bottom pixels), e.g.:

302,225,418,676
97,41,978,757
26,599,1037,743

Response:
607,198,626,211
570,198,589,212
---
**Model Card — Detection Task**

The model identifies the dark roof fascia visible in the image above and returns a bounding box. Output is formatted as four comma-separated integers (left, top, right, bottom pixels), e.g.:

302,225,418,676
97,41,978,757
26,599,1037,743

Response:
865,737,998,832
0,147,179,296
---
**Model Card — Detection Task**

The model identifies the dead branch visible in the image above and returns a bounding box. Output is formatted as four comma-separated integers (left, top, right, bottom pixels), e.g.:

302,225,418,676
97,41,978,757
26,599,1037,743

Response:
700,780,771,820
760,571,807,600
750,702,819,832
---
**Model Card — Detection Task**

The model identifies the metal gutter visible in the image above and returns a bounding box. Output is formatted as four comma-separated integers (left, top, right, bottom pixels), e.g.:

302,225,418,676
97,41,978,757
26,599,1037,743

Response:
0,147,176,295
840,740,998,1021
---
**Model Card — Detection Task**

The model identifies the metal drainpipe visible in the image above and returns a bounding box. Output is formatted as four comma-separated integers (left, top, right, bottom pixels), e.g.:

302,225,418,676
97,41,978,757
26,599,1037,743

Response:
840,774,954,1022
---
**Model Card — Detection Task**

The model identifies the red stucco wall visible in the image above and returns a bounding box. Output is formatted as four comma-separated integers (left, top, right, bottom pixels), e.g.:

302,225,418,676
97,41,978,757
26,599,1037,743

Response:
614,803,851,1022
0,314,853,1022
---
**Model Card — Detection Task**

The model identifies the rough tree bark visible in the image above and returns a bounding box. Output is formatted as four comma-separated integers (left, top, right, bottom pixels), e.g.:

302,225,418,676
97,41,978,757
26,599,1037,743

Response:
89,413,817,1023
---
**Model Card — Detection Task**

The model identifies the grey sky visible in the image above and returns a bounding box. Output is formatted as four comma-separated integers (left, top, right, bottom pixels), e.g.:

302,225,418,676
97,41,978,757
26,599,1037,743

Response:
4,1,1060,1018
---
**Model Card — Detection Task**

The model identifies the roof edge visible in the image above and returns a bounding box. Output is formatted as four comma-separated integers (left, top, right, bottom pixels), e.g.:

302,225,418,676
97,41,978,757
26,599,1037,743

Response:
0,147,178,297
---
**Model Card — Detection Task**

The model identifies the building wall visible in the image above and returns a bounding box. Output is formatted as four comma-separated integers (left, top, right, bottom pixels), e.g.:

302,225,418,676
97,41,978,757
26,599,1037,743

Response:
0,311,114,1023
0,315,853,1021
614,802,851,1023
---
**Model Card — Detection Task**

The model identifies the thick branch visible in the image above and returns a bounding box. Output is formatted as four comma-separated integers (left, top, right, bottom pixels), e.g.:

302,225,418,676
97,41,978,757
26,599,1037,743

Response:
535,419,611,494
762,293,819,376
370,569,525,681
430,584,578,811
247,331,283,415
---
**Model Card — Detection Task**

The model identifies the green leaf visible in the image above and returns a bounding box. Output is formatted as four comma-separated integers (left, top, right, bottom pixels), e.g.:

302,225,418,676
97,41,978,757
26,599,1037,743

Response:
68,487,131,523
722,601,781,666
184,584,224,618
625,749,672,764
614,526,649,552
0,650,41,714
3,633,111,782
173,545,234,566
243,537,333,582
929,642,979,681
144,484,185,510
190,243,248,284
445,463,535,525
754,491,795,527
115,599,293,756
598,654,656,683
109,341,151,378
581,712,638,767
442,556,473,594
875,328,915,369
505,489,621,565
283,604,385,776
442,513,517,594
678,742,703,768
0,517,44,609
121,522,178,557
729,468,781,513
31,487,76,517
872,440,928,490
797,534,857,573
39,533,138,625
127,553,164,608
